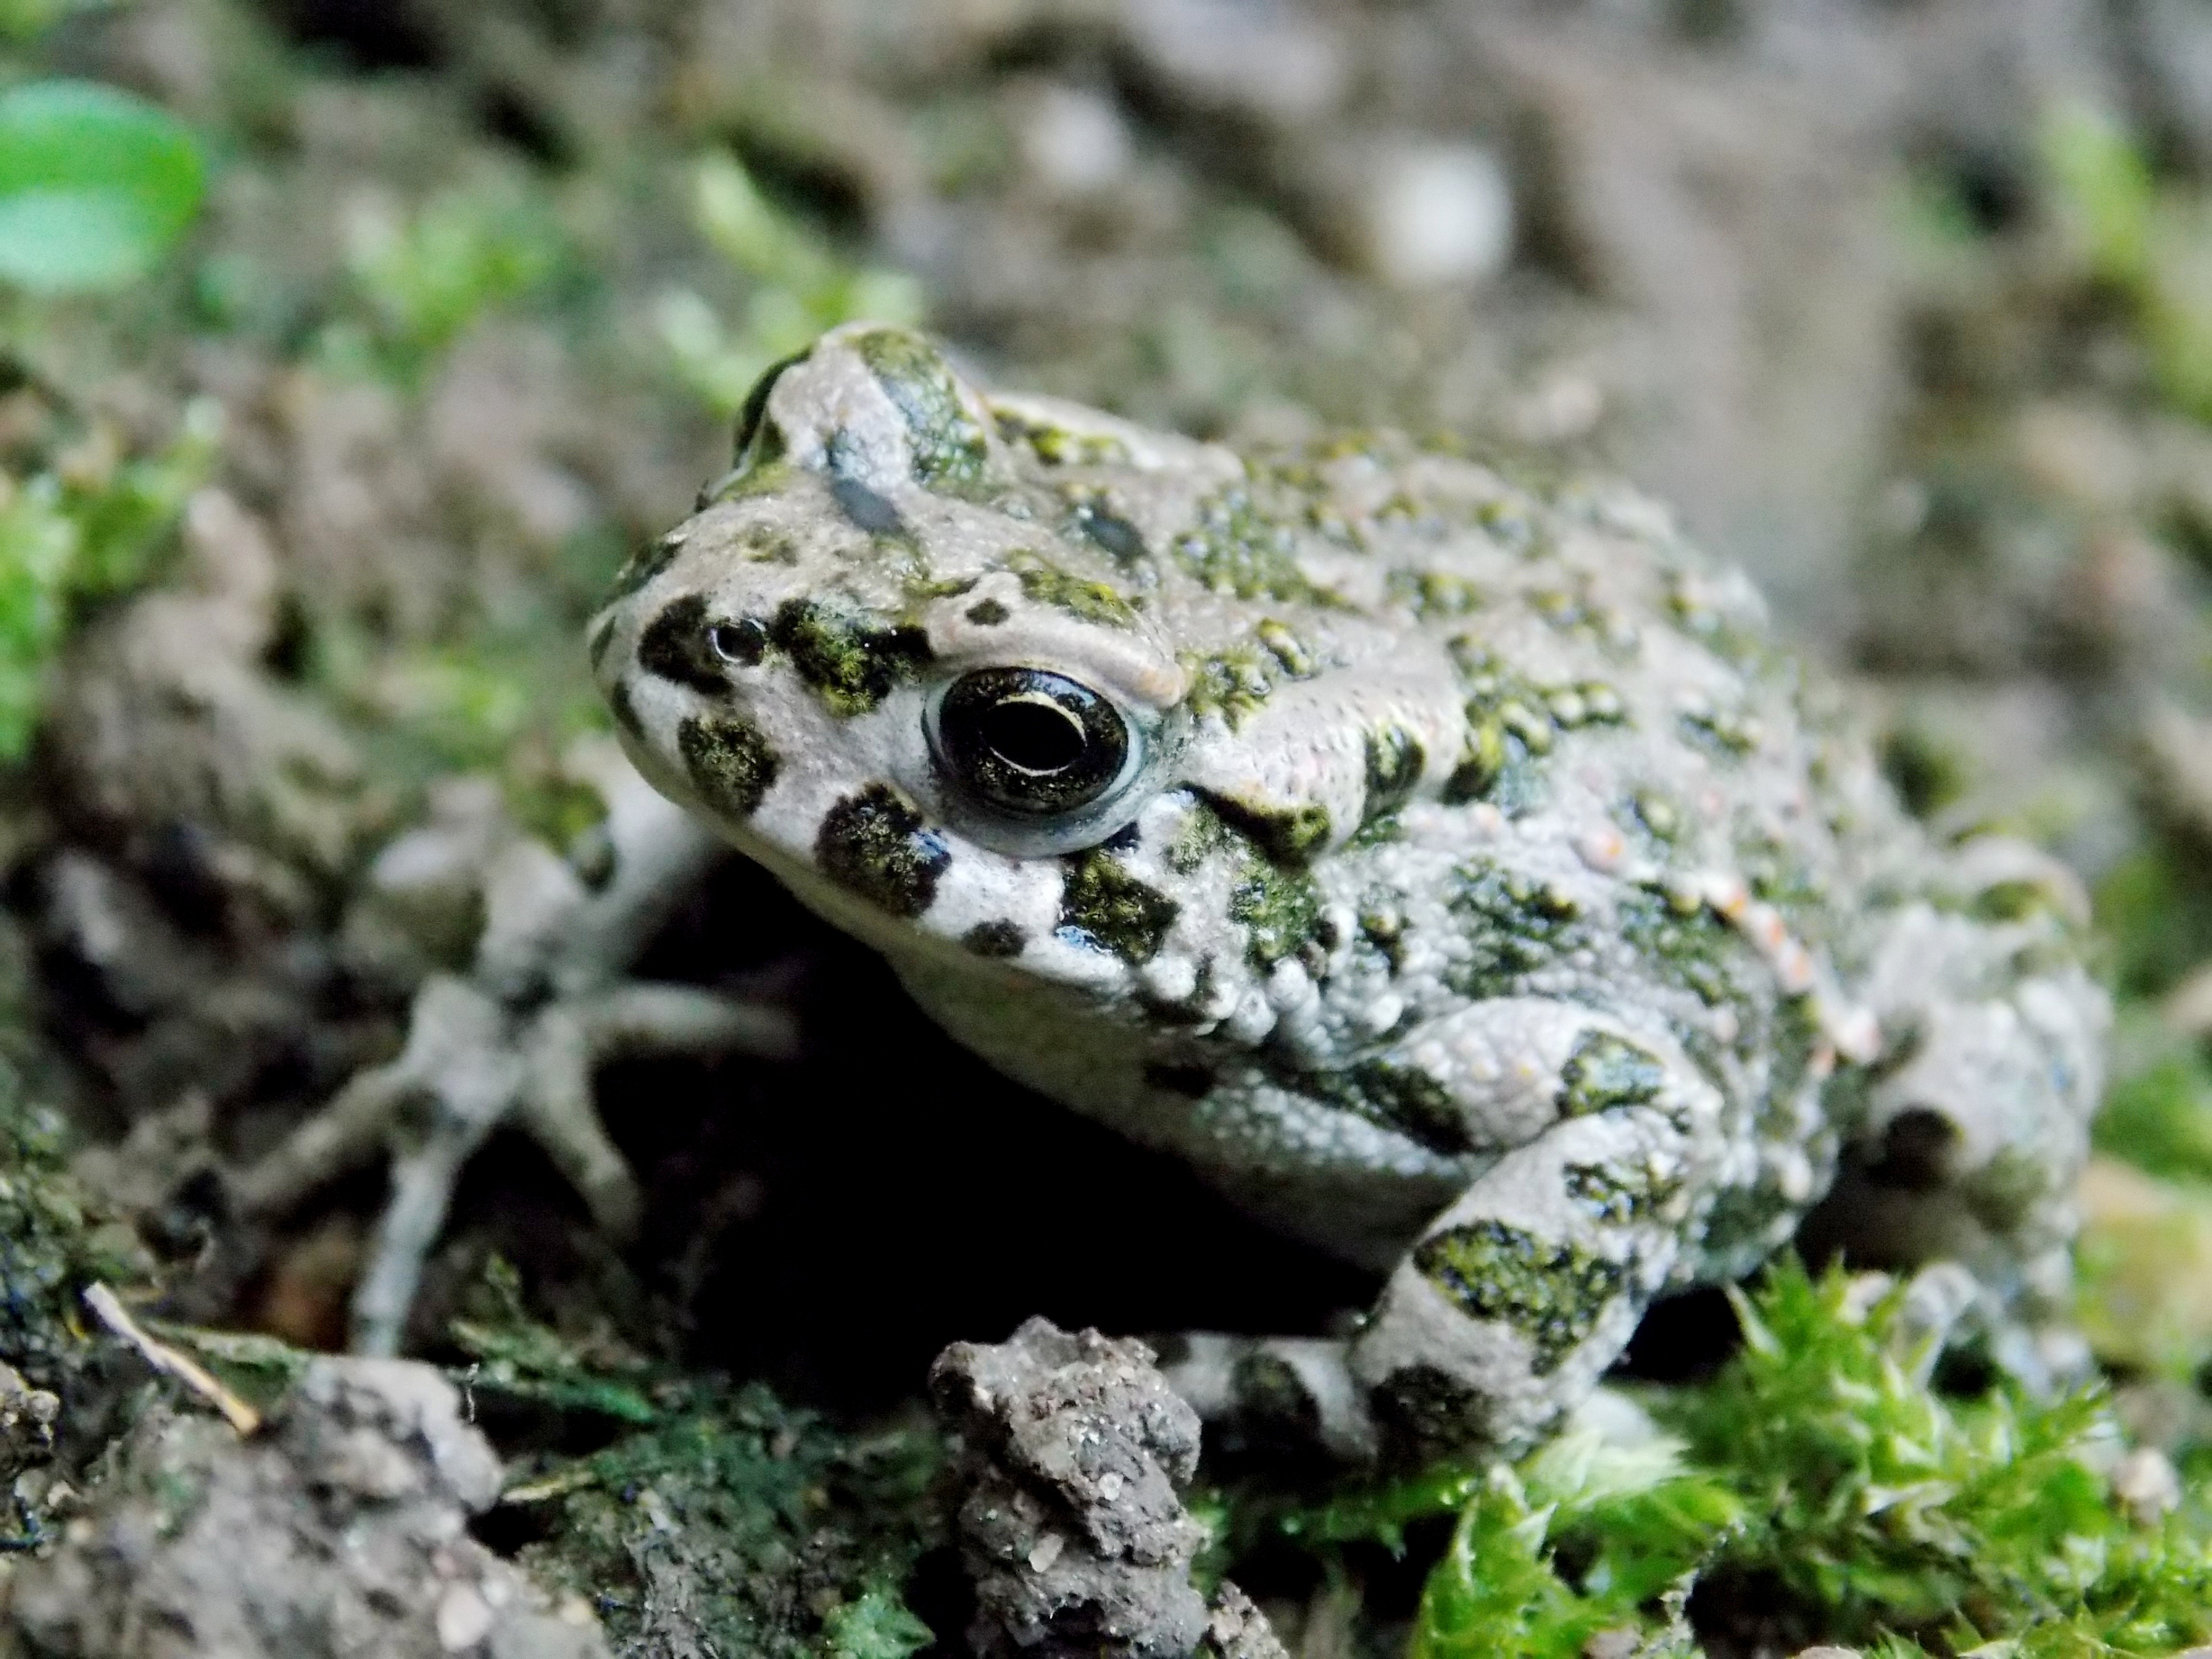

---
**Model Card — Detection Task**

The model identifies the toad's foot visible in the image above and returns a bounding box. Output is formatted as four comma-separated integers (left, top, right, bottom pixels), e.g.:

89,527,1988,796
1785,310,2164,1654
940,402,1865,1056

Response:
231,742,797,1356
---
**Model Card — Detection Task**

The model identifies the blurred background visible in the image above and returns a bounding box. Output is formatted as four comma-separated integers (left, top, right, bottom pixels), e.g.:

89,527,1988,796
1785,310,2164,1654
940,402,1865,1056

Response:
10,0,2212,1652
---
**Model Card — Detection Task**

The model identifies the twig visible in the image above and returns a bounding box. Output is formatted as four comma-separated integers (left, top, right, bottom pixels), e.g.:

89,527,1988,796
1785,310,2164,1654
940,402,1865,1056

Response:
82,1283,263,1435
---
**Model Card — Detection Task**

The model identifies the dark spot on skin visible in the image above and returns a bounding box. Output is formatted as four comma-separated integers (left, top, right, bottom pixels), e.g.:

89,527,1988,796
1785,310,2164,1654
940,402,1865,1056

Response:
587,616,617,673
1413,1220,1628,1373
1075,504,1146,565
1346,1060,1469,1154
733,348,810,462
830,472,908,537
638,594,728,694
816,783,951,917
1230,1351,1321,1446
962,919,1027,958
1865,1106,1960,1192
1369,1365,1493,1464
678,712,781,818
966,598,1010,625
770,599,932,717
1559,1032,1668,1117
1143,1060,1215,1098
1057,849,1179,963
608,679,644,741
1198,790,1332,867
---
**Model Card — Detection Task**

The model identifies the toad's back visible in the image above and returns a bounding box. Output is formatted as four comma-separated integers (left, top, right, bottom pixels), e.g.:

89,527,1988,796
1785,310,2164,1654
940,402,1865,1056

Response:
593,324,2105,1459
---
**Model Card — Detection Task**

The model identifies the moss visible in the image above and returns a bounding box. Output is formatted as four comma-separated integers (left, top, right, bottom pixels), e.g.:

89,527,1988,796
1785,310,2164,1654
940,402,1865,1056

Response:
1558,1032,1668,1116
517,1377,942,1659
851,326,992,492
1005,548,1139,627
0,1061,147,1391
1411,1221,1626,1372
769,598,931,717
1057,849,1179,963
815,784,951,917
679,711,781,818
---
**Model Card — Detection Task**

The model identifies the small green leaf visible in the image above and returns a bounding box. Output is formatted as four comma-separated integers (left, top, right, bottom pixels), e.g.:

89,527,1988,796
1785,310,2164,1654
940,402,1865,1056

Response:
0,80,206,293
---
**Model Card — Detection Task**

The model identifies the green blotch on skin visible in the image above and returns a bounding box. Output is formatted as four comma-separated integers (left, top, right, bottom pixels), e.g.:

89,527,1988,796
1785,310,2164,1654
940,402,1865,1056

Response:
1179,648,1277,729
1564,1160,1678,1225
852,327,992,493
1202,792,1333,867
1618,887,1749,1009
1058,850,1179,963
1363,725,1426,825
1387,568,1485,617
1412,1220,1627,1373
1254,618,1314,676
1005,549,1139,627
816,784,950,917
1444,862,1584,999
992,407,1131,468
1172,485,1343,604
1345,1059,1467,1154
1228,852,1321,969
1678,701,1762,759
962,919,1026,958
700,456,798,508
770,599,931,717
1443,648,1567,810
1559,1032,1668,1116
678,712,781,818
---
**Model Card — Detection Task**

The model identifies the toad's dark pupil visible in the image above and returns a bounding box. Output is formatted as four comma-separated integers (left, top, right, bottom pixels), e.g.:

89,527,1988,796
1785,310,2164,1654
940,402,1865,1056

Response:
937,667,1130,816
985,697,1087,774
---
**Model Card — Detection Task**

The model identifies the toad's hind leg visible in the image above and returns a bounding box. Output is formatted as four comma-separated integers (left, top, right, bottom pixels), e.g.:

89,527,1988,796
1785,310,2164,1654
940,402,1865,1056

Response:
1802,848,2109,1387
1167,1003,1737,1466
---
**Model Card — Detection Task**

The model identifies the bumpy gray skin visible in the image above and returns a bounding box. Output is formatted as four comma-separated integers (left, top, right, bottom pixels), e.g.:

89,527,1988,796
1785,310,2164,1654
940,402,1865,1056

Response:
592,324,2107,1466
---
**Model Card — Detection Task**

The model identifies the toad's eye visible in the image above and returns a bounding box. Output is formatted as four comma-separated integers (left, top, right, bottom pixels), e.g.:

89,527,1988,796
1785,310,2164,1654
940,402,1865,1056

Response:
933,667,1131,816
708,617,768,666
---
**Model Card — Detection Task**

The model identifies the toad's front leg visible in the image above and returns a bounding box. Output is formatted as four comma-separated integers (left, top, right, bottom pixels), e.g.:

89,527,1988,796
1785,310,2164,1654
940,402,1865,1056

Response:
1165,999,1733,1466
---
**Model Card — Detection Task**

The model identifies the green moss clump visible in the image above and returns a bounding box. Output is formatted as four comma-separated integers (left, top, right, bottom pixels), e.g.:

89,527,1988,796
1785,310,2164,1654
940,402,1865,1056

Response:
0,1061,148,1390
1243,1261,2212,1659
516,1382,942,1659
